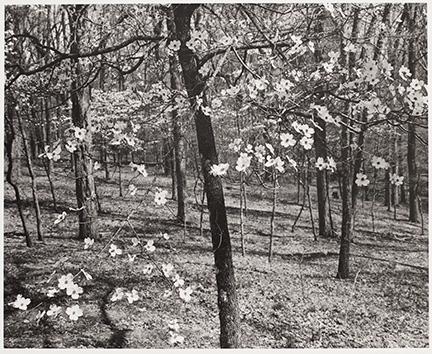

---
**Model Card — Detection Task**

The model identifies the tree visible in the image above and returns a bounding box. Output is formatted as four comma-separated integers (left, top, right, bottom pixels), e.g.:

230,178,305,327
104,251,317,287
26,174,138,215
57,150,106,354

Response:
67,5,99,240
172,4,242,348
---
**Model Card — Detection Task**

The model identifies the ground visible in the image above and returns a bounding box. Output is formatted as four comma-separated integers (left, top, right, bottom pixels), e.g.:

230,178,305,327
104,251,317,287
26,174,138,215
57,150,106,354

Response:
3,162,429,348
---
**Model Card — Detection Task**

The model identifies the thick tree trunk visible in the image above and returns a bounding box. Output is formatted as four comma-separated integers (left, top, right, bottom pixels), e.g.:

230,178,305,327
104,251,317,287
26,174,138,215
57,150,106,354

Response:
69,4,98,240
173,4,241,347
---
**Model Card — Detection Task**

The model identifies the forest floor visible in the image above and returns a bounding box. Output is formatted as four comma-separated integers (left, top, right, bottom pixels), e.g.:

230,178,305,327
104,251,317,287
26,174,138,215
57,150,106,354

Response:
3,162,429,349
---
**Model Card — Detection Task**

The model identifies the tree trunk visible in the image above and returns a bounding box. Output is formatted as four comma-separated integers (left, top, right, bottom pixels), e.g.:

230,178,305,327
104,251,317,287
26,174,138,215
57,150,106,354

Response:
337,7,359,279
5,106,31,247
69,4,98,240
166,23,187,222
17,112,44,242
173,4,241,347
313,14,332,238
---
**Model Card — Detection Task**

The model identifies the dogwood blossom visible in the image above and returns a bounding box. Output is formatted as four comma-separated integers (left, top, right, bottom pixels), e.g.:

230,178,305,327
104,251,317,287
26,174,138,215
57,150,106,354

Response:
371,156,389,170
58,274,74,290
209,163,230,176
84,237,94,250
66,305,83,321
111,288,125,301
10,294,31,310
154,189,168,205
315,157,328,170
236,153,251,172
47,304,62,317
280,133,296,147
66,283,83,299
109,244,122,257
179,287,193,302
144,240,156,253
355,173,370,187
126,289,139,304
390,173,404,186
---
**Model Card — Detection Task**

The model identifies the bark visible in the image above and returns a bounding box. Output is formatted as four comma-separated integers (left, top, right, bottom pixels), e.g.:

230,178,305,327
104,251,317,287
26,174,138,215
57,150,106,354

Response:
313,12,332,237
407,4,419,222
5,107,31,247
69,4,98,240
337,7,359,279
173,4,241,348
17,112,44,242
166,16,187,222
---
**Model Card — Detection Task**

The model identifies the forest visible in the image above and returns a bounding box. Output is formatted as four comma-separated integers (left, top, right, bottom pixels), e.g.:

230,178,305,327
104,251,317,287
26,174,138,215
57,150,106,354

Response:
3,3,428,349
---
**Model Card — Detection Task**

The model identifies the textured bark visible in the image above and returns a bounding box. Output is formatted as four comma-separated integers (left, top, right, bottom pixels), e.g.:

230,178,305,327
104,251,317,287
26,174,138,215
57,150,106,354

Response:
337,7,359,279
173,4,241,348
166,15,187,222
5,106,31,247
17,113,44,242
313,13,332,237
406,4,419,223
69,4,98,240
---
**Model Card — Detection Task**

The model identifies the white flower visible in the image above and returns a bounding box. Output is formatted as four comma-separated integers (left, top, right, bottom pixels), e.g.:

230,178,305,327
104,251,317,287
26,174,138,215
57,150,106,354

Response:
179,287,193,302
236,153,251,172
315,157,328,170
390,173,404,186
111,288,125,301
65,140,77,153
47,288,59,298
84,237,94,250
210,163,230,177
162,263,175,278
173,274,184,288
168,40,181,51
327,156,336,172
371,156,389,170
66,305,83,321
109,244,122,257
300,137,313,150
399,66,411,81
47,304,62,317
74,127,86,141
126,289,139,303
344,43,357,53
355,173,370,187
280,133,296,147
265,143,275,155
144,240,156,253
154,189,168,205
66,283,83,299
58,274,75,290
162,233,170,240
10,294,31,310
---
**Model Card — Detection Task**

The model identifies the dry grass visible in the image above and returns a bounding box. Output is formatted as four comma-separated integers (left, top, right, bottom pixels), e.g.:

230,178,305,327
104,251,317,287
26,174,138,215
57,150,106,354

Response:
3,162,429,348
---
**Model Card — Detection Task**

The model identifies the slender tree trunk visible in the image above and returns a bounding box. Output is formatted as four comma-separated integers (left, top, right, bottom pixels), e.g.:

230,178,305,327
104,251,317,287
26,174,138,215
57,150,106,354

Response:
268,170,277,262
166,23,187,222
173,4,241,347
17,112,44,242
337,7,359,279
313,13,332,238
5,110,31,247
